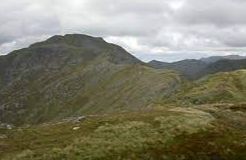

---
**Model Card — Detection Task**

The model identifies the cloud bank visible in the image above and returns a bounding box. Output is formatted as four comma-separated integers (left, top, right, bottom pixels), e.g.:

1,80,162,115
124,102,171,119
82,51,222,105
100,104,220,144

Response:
1,0,246,61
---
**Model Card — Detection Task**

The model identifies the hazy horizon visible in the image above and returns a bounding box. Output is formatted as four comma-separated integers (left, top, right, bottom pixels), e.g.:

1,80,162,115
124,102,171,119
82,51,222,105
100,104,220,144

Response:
1,33,246,63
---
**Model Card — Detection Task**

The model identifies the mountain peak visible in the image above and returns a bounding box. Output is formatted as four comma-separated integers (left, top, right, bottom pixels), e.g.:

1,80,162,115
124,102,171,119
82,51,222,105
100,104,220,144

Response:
30,34,106,48
26,33,140,64
0,34,141,86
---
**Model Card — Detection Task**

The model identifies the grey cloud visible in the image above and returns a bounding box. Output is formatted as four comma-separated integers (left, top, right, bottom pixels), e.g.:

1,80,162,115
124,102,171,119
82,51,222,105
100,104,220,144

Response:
0,0,61,45
1,0,246,61
174,0,246,26
84,0,170,14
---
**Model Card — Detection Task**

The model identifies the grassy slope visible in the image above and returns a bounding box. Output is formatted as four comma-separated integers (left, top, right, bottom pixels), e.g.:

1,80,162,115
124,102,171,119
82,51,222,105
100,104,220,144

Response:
0,104,245,160
171,70,246,105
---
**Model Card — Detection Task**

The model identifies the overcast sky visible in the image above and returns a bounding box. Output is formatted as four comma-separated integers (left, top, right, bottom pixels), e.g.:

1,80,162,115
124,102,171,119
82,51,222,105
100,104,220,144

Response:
1,0,246,62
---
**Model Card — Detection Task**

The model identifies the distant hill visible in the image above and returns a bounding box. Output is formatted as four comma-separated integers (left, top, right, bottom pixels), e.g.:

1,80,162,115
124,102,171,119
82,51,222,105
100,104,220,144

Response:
148,56,246,79
197,59,246,77
148,59,207,79
200,55,246,63
0,34,181,125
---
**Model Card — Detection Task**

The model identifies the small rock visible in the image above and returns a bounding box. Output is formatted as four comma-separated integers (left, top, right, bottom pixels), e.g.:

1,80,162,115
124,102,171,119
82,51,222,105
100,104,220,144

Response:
6,124,13,130
77,116,86,121
73,116,86,123
72,127,80,130
0,134,7,139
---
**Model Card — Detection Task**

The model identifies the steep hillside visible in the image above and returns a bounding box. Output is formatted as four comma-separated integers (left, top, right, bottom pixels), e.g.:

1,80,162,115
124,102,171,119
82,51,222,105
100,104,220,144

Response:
0,34,182,126
175,70,246,104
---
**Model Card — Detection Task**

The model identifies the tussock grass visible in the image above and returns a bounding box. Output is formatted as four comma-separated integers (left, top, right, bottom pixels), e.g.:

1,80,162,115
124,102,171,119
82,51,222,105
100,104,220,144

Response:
1,105,245,160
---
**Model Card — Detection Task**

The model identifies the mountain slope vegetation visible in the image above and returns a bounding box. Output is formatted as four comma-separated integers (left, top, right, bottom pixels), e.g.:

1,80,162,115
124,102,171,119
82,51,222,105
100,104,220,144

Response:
1,104,245,160
173,70,246,104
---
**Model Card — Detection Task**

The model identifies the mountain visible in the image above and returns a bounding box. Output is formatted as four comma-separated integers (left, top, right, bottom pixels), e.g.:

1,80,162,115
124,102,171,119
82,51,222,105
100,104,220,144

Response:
200,55,246,63
148,60,170,68
0,34,182,126
0,34,140,86
197,59,246,77
148,59,208,79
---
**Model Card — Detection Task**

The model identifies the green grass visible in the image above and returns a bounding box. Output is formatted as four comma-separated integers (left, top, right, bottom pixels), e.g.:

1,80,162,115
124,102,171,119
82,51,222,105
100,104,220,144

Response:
1,104,245,160
170,70,246,105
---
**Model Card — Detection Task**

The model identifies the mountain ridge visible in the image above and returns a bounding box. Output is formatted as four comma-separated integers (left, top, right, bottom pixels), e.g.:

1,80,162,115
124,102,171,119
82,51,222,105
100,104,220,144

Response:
200,54,246,63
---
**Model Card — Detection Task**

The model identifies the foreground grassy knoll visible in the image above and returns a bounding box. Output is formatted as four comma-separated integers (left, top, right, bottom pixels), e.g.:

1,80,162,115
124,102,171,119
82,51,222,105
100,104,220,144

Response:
1,103,245,160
